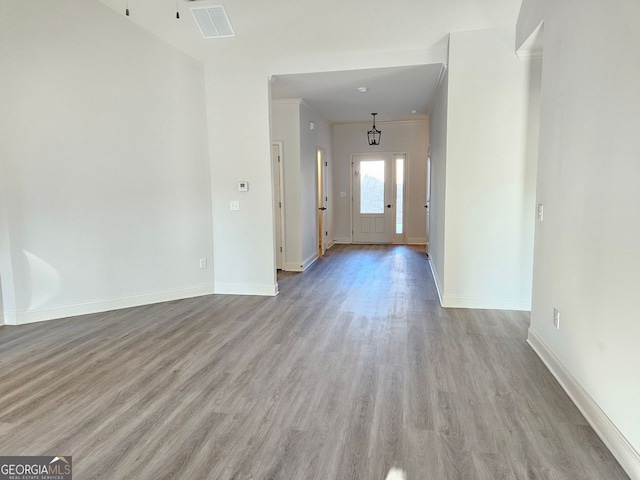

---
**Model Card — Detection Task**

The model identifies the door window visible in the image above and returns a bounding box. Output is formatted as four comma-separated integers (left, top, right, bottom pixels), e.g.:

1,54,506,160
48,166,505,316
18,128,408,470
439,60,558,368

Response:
359,160,385,214
395,156,404,234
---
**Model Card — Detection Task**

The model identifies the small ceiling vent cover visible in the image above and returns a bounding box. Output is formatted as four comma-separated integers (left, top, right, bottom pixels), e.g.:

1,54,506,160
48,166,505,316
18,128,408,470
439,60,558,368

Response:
191,6,235,38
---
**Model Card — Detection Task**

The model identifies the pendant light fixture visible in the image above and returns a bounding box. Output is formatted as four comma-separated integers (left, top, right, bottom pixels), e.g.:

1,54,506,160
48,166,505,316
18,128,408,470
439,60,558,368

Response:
367,113,382,146
176,0,180,18
125,0,130,16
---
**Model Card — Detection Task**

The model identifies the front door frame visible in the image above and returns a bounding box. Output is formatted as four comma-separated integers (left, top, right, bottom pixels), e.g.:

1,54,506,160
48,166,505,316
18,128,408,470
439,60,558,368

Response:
349,152,408,243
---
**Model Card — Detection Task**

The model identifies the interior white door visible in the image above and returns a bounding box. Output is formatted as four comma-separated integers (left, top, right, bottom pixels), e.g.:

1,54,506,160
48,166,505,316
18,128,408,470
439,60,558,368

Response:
272,142,284,269
352,154,393,243
317,149,329,256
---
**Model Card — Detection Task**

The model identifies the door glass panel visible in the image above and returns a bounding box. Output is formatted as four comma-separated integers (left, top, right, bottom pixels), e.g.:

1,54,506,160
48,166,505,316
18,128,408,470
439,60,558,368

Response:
395,157,404,234
360,160,385,214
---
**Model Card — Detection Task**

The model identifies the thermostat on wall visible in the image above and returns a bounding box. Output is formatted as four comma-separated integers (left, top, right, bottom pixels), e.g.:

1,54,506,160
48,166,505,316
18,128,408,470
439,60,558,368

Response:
238,181,249,192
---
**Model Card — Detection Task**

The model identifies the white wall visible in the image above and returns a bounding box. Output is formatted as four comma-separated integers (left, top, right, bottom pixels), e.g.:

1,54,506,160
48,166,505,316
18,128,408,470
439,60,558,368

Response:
428,71,449,296
204,65,277,294
333,121,429,244
439,28,536,311
0,0,214,323
518,0,640,474
0,155,15,324
0,151,16,325
0,277,4,323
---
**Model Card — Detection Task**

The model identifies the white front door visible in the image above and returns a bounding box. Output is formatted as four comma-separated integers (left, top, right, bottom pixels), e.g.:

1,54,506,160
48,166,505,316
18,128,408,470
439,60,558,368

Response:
352,154,394,243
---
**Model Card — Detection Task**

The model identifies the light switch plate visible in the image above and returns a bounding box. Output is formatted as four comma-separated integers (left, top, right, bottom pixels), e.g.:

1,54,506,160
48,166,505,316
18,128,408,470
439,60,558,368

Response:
238,181,248,192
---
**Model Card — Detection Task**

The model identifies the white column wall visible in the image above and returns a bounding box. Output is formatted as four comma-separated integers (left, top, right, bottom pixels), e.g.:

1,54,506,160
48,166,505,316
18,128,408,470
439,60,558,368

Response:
518,0,640,465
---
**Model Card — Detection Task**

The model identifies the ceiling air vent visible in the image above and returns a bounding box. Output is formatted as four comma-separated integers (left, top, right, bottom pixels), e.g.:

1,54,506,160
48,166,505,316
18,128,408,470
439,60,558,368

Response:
191,6,235,38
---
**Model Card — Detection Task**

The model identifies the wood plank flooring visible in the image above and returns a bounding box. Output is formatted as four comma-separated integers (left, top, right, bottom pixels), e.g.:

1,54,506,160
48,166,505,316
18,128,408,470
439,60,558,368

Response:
0,245,629,479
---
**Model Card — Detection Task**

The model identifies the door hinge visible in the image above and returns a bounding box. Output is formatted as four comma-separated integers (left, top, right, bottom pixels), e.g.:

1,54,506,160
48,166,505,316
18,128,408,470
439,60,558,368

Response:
278,156,281,162
279,201,281,208
325,231,328,236
325,161,327,166
280,247,282,252
325,197,328,202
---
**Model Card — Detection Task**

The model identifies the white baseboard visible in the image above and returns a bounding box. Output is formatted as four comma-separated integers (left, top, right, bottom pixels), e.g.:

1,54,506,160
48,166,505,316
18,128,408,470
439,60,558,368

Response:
284,253,319,272
441,294,531,311
303,253,319,269
331,237,427,246
426,257,530,311
214,283,278,296
4,284,215,326
284,262,304,272
527,329,640,480
407,237,427,245
333,237,352,244
428,257,445,306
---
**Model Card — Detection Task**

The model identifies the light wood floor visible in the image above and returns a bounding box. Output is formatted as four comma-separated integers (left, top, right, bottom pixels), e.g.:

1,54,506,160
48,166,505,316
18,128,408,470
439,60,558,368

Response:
0,245,629,479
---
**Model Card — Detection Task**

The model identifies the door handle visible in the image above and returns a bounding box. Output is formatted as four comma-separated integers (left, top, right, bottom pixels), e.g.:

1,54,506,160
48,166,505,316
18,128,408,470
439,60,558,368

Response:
424,205,429,208
319,207,327,211
386,204,392,208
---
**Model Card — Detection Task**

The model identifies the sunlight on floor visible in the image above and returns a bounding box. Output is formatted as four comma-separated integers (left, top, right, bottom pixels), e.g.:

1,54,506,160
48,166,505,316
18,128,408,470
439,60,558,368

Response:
385,466,407,480
24,249,61,309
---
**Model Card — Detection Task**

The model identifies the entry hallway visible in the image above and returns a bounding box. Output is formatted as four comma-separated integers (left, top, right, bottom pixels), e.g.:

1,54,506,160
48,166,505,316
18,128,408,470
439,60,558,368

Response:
0,245,629,479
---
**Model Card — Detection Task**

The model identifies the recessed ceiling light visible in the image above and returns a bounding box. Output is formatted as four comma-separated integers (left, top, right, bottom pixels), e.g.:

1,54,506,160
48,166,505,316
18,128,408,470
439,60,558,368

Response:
411,110,417,114
357,87,368,93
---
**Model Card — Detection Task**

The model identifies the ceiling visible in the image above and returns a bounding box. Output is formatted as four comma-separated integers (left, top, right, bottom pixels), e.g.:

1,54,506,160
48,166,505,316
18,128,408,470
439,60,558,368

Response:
271,64,444,124
95,0,520,125
96,0,520,63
